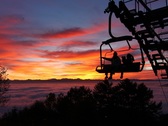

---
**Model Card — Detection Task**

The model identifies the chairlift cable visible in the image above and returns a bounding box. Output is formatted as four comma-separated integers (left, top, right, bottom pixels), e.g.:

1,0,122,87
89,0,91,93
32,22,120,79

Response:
157,76,168,107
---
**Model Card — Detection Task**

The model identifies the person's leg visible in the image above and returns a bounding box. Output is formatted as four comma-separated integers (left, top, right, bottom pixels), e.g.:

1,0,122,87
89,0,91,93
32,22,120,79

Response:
105,73,108,80
109,74,112,79
109,72,114,79
120,72,123,79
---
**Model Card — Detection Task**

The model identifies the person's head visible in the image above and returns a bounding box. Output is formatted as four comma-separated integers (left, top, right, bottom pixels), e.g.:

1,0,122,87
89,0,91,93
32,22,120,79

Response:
127,53,132,58
127,53,130,56
113,51,117,57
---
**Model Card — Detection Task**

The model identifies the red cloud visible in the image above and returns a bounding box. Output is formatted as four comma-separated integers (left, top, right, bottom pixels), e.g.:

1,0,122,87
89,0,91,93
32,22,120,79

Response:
38,22,107,39
41,49,99,60
0,15,24,29
40,27,85,39
60,40,98,48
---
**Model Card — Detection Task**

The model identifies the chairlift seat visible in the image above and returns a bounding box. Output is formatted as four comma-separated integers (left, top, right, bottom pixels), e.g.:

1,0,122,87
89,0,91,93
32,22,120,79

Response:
96,62,141,73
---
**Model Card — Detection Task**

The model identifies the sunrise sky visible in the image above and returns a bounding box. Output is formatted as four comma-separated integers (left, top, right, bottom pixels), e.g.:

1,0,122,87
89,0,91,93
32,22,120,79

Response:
0,0,163,80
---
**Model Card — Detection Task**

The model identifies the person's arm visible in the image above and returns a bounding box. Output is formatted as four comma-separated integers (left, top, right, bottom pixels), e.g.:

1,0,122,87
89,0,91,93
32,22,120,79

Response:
102,57,112,61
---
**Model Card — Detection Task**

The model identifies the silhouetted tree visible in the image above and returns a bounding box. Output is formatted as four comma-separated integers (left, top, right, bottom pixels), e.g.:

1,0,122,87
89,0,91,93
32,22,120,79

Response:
44,93,57,110
93,80,113,107
0,66,10,106
56,86,96,126
93,79,162,125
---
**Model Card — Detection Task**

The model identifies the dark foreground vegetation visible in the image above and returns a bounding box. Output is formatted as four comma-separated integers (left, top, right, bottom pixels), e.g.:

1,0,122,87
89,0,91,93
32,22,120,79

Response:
0,79,168,126
0,66,10,106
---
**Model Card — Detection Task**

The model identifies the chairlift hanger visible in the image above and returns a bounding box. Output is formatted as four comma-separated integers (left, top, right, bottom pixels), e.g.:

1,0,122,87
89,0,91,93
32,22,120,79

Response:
105,5,139,52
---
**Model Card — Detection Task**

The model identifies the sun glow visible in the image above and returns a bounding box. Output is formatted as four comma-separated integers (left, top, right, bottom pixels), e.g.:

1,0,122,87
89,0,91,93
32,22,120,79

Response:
0,0,159,80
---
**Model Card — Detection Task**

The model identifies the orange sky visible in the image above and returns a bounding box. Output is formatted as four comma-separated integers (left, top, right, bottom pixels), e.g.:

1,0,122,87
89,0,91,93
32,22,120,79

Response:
0,0,161,80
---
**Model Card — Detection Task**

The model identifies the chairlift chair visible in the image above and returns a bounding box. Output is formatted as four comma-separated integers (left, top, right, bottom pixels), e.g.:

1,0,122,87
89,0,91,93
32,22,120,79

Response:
95,37,145,76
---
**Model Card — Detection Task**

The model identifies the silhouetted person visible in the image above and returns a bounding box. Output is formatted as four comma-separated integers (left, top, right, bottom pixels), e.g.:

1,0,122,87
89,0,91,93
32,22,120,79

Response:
120,53,134,79
122,53,134,65
111,51,121,66
103,51,121,79
126,53,134,64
